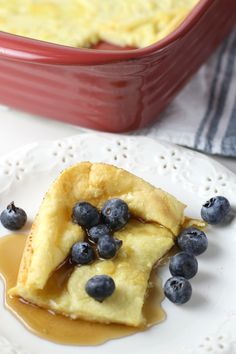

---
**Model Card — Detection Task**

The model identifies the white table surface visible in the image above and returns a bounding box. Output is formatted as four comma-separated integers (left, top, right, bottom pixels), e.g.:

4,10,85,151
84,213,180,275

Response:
0,107,236,174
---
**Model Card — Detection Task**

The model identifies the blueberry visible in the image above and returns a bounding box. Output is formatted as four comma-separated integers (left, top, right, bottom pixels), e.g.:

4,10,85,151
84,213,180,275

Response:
164,276,192,304
72,202,100,228
201,196,230,224
97,235,122,259
85,275,115,302
169,252,198,279
177,227,208,256
88,224,112,243
71,242,95,265
101,198,130,231
0,202,27,230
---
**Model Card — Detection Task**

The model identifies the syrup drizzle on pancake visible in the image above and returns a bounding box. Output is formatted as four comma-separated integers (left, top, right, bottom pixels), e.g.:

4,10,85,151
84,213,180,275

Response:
0,234,167,345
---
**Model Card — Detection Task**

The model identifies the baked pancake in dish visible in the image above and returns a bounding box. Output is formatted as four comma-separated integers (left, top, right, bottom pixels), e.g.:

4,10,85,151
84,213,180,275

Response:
0,0,199,48
9,162,200,327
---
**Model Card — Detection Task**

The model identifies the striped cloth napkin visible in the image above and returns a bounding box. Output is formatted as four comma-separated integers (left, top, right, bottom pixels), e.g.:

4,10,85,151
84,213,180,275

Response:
133,28,236,157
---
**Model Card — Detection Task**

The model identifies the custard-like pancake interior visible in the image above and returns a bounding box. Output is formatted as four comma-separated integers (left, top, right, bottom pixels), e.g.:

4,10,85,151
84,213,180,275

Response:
10,162,187,326
13,220,174,326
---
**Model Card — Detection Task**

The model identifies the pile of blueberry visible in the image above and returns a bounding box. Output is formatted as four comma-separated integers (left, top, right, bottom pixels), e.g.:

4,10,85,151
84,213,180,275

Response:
70,198,130,302
0,195,231,306
164,227,207,304
164,196,231,305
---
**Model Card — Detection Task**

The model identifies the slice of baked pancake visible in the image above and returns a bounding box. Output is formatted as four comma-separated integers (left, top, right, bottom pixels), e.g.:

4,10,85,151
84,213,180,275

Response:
9,162,196,326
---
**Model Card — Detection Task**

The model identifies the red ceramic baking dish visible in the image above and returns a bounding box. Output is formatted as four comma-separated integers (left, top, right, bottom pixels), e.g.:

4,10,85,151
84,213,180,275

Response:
0,0,235,132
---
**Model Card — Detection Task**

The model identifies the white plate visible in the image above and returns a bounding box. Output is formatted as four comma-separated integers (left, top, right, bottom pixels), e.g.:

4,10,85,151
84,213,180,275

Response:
0,133,236,354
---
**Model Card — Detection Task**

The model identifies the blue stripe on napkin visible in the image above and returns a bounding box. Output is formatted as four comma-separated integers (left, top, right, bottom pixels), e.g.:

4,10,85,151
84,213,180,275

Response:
194,37,230,150
221,97,236,154
194,29,236,156
205,33,236,152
